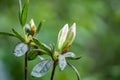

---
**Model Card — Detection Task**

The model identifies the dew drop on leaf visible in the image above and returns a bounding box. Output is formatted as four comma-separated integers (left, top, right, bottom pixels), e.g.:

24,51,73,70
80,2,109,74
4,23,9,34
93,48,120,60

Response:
58,54,67,71
31,60,53,77
14,43,28,57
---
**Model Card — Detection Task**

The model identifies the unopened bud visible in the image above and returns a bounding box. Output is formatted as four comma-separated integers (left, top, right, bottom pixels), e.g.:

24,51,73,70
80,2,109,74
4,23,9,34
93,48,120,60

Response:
56,23,76,52
30,19,36,36
25,24,31,35
66,23,76,46
57,24,68,51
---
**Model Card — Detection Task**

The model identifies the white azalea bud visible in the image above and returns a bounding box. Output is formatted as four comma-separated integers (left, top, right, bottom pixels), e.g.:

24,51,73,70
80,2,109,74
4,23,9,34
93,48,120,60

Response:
30,19,36,36
30,19,36,27
57,24,68,50
66,23,76,46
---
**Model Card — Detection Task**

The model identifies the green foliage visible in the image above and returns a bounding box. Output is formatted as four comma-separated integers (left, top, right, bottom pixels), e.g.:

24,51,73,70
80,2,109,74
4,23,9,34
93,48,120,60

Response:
36,21,43,35
12,28,25,42
68,62,80,80
66,56,81,60
28,49,48,60
0,0,80,80
33,38,52,55
19,0,29,26
1,0,120,80
0,32,15,37
19,0,22,19
28,50,38,60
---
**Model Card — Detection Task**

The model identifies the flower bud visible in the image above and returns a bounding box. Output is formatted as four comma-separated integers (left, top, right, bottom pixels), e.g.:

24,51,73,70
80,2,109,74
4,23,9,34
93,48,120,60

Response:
30,19,36,36
25,24,31,35
57,24,68,50
66,23,76,46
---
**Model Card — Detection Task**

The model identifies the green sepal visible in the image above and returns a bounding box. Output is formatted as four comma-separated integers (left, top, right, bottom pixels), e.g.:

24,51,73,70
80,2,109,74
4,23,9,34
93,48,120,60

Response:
12,28,25,42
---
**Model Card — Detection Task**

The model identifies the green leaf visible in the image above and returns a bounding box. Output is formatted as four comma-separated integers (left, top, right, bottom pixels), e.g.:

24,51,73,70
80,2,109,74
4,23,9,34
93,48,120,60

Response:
20,0,29,26
28,49,48,60
49,43,55,53
36,21,42,35
0,32,15,37
33,38,52,54
19,0,22,15
66,56,81,60
12,28,25,42
28,50,38,60
19,0,22,22
67,62,80,80
14,43,28,57
31,60,53,77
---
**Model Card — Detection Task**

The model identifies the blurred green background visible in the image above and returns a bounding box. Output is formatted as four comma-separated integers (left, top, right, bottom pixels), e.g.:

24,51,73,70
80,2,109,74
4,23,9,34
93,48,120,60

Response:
0,0,120,80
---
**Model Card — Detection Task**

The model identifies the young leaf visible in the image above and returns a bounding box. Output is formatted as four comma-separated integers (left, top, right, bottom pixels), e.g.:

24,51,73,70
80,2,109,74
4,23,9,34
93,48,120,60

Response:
0,32,15,37
33,38,51,54
36,21,42,35
67,62,80,80
12,28,25,42
19,0,22,22
31,60,53,77
58,54,67,71
20,0,29,26
14,43,28,57
49,43,55,53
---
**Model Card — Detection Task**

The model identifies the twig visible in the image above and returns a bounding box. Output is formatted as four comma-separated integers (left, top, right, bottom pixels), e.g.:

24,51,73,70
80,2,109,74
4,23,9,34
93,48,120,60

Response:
25,53,28,80
50,61,56,80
